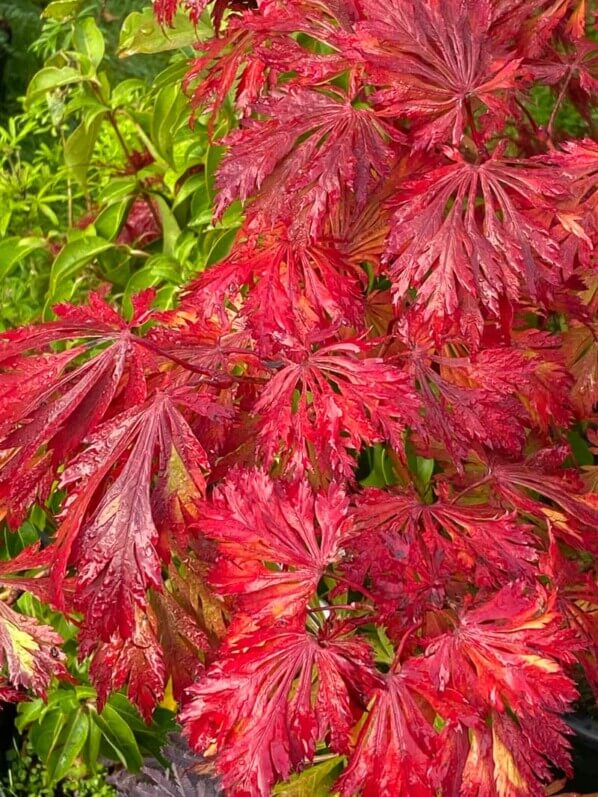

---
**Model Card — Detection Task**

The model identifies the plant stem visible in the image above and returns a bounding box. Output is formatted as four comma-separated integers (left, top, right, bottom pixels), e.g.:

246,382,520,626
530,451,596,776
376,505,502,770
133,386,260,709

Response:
307,602,373,615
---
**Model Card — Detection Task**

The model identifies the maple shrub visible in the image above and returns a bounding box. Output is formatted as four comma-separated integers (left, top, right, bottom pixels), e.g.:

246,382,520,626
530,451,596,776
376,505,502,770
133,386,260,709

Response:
0,0,597,795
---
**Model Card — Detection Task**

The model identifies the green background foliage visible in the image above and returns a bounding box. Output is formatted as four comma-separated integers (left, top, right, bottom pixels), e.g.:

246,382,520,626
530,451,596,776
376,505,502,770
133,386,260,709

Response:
0,1,239,793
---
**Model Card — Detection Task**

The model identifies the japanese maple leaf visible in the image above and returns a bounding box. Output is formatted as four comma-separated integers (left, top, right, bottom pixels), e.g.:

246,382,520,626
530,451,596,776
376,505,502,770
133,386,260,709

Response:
337,658,470,797
83,609,166,722
327,178,395,278
350,0,521,149
182,622,381,797
342,488,451,628
182,229,366,350
562,321,597,416
398,331,529,463
546,138,598,276
540,536,598,701
215,86,401,237
150,586,211,703
351,488,538,598
424,582,578,713
420,501,538,587
386,148,568,329
183,25,269,123
182,0,361,123
51,386,217,640
487,446,598,549
422,583,578,795
0,542,57,604
154,0,248,28
0,601,68,698
0,678,22,705
451,338,573,433
530,40,598,103
149,555,220,703
456,708,570,797
198,470,349,621
253,336,420,477
0,291,156,526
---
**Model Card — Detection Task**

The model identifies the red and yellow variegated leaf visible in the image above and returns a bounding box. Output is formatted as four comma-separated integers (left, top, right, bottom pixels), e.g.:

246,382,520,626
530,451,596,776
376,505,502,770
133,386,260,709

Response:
198,470,349,622
0,602,67,698
182,623,381,797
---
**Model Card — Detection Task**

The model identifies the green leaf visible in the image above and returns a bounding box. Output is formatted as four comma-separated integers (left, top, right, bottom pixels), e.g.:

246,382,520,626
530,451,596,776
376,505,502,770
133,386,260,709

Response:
414,456,435,490
42,0,83,19
568,428,593,466
98,177,138,204
85,717,102,774
47,708,89,783
0,237,48,280
359,444,397,487
154,196,181,256
154,60,191,91
25,67,87,108
151,85,188,163
123,255,179,316
172,173,206,209
118,9,209,57
371,624,395,666
205,139,226,202
94,197,133,241
64,115,104,188
155,285,179,310
30,710,67,762
92,704,143,771
205,226,239,267
0,522,40,561
107,694,173,763
73,17,105,68
16,698,46,732
273,757,344,796
45,237,114,313
49,237,113,295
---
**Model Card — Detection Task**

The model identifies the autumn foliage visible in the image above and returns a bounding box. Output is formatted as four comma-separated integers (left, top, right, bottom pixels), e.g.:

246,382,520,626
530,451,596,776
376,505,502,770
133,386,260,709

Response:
0,0,597,795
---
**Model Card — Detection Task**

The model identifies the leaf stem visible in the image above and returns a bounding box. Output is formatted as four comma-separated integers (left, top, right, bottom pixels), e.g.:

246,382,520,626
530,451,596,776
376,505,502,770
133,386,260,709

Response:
332,574,378,605
307,602,373,615
450,475,491,504
547,72,573,142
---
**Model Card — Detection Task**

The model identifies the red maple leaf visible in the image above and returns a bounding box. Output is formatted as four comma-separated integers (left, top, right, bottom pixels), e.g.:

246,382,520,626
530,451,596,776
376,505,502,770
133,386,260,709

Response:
0,292,156,526
215,86,401,236
546,138,598,276
198,470,350,622
530,40,598,117
423,583,578,794
253,336,420,477
350,0,521,149
351,488,539,599
83,609,166,722
182,229,366,350
386,148,568,329
0,0,593,789
562,321,598,415
154,0,220,27
0,602,68,698
399,329,530,463
51,385,220,640
487,446,598,549
337,658,470,797
182,622,381,797
150,576,212,702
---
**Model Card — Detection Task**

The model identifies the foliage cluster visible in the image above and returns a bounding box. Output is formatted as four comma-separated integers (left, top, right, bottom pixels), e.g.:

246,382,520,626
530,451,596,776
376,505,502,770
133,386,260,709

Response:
0,0,229,790
0,1,596,797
